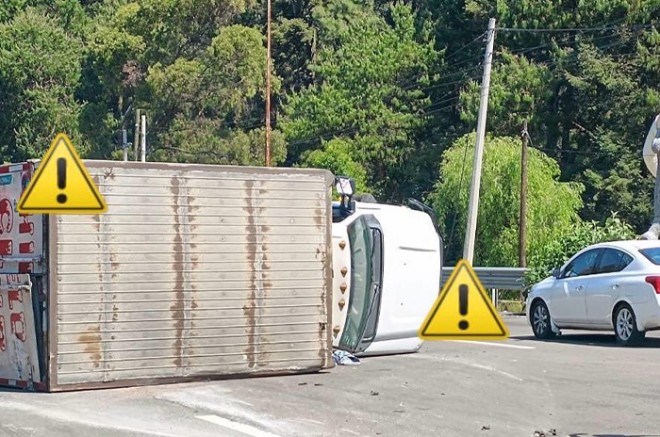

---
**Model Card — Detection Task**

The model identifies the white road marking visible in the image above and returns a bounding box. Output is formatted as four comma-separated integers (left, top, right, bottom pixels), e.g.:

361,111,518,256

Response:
0,400,182,437
409,355,524,382
197,414,282,437
454,340,535,350
461,362,524,382
288,418,326,426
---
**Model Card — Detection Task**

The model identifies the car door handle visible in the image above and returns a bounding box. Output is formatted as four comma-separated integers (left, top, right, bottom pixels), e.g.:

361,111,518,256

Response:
612,283,620,289
575,285,585,291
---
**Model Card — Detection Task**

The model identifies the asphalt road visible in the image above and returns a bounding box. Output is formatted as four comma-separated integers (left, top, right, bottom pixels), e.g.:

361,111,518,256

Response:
1,316,660,437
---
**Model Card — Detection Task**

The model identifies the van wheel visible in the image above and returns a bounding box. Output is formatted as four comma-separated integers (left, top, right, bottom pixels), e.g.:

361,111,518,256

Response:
613,304,645,346
531,300,555,339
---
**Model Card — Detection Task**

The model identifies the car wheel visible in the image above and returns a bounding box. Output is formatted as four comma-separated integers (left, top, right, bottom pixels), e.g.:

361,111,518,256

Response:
531,300,555,339
613,304,645,346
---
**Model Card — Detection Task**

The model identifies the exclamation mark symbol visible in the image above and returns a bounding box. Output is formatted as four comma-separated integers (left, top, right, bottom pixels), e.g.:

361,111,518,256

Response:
57,158,67,204
458,284,469,330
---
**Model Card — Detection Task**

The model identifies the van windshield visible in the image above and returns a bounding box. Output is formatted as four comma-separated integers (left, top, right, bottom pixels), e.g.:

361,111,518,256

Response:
339,216,374,352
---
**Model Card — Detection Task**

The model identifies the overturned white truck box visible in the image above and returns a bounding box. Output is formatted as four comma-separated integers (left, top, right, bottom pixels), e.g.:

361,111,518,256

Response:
0,160,334,391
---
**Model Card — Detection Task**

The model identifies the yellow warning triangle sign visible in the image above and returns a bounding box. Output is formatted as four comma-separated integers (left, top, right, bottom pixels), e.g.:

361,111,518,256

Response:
418,259,509,340
17,133,107,214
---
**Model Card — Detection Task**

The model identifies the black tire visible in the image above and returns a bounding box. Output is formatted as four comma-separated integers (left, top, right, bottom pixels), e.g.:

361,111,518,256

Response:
613,303,646,346
530,300,555,339
354,193,377,203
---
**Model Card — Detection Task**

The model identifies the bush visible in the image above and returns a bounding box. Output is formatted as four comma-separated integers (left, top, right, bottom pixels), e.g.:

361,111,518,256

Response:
525,213,637,286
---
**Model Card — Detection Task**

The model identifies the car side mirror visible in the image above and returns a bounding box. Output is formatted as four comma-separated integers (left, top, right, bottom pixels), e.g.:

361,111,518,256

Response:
551,267,561,278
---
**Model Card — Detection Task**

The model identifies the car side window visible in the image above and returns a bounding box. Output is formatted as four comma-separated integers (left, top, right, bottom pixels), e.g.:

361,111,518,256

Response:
561,249,602,278
596,249,633,274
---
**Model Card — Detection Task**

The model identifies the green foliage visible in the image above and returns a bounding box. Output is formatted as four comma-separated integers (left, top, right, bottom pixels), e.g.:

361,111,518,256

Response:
280,1,439,200
122,0,253,65
144,24,284,165
431,132,584,267
459,50,553,133
299,138,368,192
0,0,658,264
526,213,637,285
149,119,286,166
0,8,84,162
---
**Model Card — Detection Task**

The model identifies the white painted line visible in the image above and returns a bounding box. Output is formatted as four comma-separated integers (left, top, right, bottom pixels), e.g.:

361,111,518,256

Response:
462,362,524,382
409,355,524,382
197,414,282,437
454,340,535,350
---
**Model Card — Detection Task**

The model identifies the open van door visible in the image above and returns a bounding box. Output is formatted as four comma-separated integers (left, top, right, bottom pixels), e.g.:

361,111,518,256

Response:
0,162,44,389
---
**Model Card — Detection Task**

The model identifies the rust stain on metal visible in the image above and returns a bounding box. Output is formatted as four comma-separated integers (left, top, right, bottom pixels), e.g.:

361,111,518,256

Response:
261,253,271,271
112,304,118,322
243,180,257,369
258,335,270,364
93,203,103,284
189,282,197,358
111,249,118,279
79,326,102,369
319,321,329,362
314,208,323,228
170,176,185,368
188,194,198,232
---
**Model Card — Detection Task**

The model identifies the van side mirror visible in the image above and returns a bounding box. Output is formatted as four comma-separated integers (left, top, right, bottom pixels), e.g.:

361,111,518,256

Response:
334,176,355,212
551,267,561,278
335,176,355,197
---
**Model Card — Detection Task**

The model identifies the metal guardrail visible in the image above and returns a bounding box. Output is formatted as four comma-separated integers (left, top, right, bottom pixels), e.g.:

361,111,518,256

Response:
441,266,529,291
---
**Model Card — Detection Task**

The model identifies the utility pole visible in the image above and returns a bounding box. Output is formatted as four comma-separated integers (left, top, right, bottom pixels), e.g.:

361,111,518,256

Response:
140,114,147,163
119,104,133,162
134,109,141,161
519,120,529,268
264,0,272,167
463,17,496,264
122,128,129,162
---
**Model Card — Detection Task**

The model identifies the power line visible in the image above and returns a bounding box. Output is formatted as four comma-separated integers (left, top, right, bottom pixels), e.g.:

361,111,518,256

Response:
446,122,473,263
497,23,655,33
443,32,486,62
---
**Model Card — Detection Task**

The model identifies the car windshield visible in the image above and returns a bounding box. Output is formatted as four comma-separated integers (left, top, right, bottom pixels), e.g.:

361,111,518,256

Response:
338,216,374,352
639,247,660,265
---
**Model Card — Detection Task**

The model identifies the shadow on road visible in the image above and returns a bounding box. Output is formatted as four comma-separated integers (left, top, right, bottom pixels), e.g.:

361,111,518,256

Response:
511,333,660,348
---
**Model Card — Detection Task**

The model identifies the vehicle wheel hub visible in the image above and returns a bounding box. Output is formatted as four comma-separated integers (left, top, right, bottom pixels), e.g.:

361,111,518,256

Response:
616,308,633,341
533,305,548,334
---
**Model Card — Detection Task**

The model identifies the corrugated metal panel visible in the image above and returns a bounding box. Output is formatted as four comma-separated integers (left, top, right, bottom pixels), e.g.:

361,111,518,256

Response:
51,161,333,389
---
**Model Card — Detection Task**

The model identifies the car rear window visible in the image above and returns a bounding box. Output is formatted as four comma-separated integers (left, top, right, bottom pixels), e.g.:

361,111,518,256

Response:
639,248,660,265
